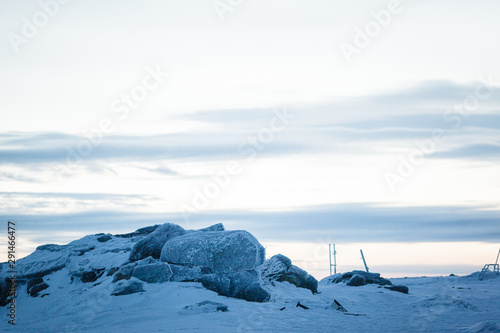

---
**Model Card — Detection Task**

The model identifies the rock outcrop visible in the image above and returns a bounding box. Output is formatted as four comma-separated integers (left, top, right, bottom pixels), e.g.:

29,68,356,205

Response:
323,270,392,286
160,230,265,274
129,223,186,262
0,222,319,306
201,270,270,303
259,254,318,294
132,262,173,283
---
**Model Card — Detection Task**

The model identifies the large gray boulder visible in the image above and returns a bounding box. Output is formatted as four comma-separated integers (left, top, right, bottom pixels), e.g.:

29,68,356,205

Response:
170,264,205,282
201,270,270,303
132,263,173,283
129,223,186,262
259,254,292,283
160,230,265,274
113,257,156,282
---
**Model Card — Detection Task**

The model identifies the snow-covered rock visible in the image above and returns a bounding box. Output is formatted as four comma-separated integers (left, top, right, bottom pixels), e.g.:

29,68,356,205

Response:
258,254,292,283
113,256,156,282
129,223,186,262
178,301,228,315
111,280,145,296
160,230,265,274
170,264,205,282
198,223,225,232
322,270,392,286
258,254,318,294
132,262,173,283
346,274,366,287
201,270,270,303
17,252,69,279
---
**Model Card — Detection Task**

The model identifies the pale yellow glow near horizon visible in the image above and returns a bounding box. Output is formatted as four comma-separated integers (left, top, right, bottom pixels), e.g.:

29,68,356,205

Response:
263,241,500,280
2,234,498,281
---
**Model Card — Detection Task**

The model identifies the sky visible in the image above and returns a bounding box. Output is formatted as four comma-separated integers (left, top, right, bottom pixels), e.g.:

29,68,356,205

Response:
0,0,499,279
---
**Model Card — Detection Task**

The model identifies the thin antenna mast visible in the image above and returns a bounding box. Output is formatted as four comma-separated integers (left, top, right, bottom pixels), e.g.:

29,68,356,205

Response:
360,249,369,273
329,244,337,276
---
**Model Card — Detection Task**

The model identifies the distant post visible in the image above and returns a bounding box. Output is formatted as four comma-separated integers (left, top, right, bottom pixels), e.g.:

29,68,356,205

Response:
360,249,369,273
329,244,337,275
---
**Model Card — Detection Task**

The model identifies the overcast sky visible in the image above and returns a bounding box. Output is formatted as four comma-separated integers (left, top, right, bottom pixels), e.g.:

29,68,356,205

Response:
1,0,499,278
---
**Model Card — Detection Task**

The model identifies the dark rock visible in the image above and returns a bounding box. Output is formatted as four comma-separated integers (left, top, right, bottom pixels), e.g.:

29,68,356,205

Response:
107,267,119,276
104,247,131,254
0,278,10,306
113,264,136,282
115,225,160,238
201,270,271,303
81,271,98,283
97,235,112,243
36,244,66,252
27,277,44,293
240,282,271,302
129,223,186,262
136,225,160,234
323,270,393,286
258,255,317,294
305,275,319,294
111,280,145,296
198,223,225,232
283,265,318,293
113,257,156,282
385,285,409,294
132,263,173,283
161,230,265,274
30,282,49,297
347,274,366,287
282,265,307,286
81,269,105,283
201,274,231,297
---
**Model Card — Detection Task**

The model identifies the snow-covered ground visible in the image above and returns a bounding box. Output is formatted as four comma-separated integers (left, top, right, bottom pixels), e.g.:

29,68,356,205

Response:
1,228,499,332
1,272,499,332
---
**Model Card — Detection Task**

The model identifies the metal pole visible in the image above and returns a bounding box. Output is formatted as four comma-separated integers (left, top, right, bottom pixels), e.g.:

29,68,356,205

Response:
329,244,332,276
495,248,500,265
360,249,369,273
333,244,337,274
